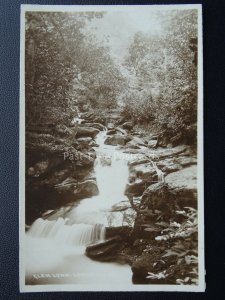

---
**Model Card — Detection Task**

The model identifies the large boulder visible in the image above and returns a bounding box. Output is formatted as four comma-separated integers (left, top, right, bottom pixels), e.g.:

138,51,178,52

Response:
86,236,128,263
104,134,131,146
107,129,117,135
130,163,157,181
125,136,146,149
73,179,99,199
49,178,99,201
141,166,198,216
165,165,197,193
76,126,99,138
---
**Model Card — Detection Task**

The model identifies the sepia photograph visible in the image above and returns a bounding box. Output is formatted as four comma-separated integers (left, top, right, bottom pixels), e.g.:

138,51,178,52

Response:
19,4,204,292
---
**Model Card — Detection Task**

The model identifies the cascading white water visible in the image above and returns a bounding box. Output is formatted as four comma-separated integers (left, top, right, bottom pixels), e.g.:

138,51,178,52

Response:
67,130,129,225
25,129,132,285
27,218,105,245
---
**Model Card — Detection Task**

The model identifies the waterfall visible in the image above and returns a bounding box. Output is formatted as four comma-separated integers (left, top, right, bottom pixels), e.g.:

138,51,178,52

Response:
95,130,129,204
25,129,132,284
27,218,106,246
151,160,165,183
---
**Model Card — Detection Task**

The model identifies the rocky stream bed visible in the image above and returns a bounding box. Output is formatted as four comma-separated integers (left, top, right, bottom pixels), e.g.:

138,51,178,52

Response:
26,109,198,285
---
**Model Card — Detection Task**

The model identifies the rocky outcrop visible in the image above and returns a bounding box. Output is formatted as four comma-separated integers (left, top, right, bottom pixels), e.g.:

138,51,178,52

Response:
25,124,98,224
125,136,146,149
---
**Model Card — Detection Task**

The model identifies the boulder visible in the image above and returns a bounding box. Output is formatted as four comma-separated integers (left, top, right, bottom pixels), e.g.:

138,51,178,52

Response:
81,122,105,131
148,140,157,148
104,134,131,146
165,165,197,192
115,127,127,135
157,158,182,174
125,136,146,149
128,157,149,167
50,177,99,202
130,163,157,181
86,236,127,262
76,127,99,138
125,179,151,197
141,166,197,216
73,179,99,199
121,121,133,130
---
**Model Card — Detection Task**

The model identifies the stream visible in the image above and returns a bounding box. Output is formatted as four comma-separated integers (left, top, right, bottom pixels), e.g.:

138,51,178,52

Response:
25,129,133,285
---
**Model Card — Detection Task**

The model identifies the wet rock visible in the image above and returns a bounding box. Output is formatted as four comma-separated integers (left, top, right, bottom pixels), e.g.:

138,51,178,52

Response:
157,158,182,174
130,163,157,181
125,136,146,150
115,127,127,135
79,111,94,121
74,179,99,199
128,157,149,167
141,166,197,215
50,177,99,203
165,165,197,193
157,145,190,159
121,121,133,130
107,129,117,135
104,134,131,146
148,140,157,148
76,126,99,139
86,236,127,262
